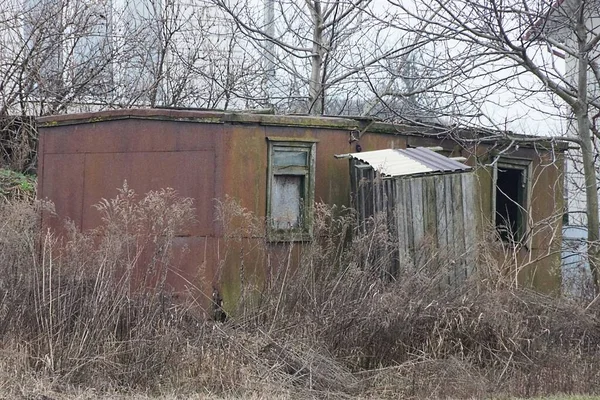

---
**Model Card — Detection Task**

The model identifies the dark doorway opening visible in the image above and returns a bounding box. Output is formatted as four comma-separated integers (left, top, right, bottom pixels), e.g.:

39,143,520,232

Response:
496,167,525,242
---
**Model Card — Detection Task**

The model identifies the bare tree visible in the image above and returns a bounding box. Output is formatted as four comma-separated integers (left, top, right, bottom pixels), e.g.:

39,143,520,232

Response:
0,0,271,174
0,0,117,116
107,0,263,109
386,0,600,291
211,0,424,115
0,0,266,115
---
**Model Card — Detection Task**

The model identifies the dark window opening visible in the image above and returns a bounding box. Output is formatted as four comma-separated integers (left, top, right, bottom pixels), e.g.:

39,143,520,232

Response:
496,167,526,242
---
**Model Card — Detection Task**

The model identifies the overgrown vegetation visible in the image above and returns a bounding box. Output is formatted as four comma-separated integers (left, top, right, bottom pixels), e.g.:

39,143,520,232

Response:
0,116,37,174
0,168,36,202
1,189,600,399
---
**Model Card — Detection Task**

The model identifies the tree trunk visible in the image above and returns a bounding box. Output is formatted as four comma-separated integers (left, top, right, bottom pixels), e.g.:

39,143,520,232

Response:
575,6,600,293
578,111,600,293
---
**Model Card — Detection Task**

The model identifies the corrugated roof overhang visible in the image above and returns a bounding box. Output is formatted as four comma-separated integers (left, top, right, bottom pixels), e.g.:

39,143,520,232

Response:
346,147,471,177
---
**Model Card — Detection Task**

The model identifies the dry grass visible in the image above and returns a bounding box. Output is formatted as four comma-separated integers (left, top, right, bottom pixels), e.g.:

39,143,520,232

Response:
1,190,600,399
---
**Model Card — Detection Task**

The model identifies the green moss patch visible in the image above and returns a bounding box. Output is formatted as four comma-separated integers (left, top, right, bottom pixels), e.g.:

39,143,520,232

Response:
0,168,36,202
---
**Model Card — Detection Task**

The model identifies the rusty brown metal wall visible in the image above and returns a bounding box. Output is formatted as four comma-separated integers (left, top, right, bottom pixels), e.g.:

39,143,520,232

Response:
37,112,229,306
37,109,565,307
214,123,407,302
39,118,223,234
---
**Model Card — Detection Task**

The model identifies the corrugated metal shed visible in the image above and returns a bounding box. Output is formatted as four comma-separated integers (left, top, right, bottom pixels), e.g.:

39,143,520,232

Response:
348,147,476,284
348,148,471,177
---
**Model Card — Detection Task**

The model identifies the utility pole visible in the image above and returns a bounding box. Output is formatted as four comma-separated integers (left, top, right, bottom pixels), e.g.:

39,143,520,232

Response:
263,0,275,107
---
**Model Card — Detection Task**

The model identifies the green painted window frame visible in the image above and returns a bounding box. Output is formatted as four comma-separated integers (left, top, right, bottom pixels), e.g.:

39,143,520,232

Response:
266,138,316,242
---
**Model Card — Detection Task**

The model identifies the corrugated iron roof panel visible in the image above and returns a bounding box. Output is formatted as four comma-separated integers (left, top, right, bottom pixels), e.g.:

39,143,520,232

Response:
349,148,471,177
404,147,471,172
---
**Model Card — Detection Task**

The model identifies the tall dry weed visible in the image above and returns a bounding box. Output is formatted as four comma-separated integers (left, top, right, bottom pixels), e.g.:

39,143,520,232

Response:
2,192,600,398
217,197,600,397
0,185,246,392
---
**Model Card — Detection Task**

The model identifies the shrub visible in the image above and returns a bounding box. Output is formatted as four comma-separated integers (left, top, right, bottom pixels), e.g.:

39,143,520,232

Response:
0,185,229,391
1,192,600,398
0,168,36,202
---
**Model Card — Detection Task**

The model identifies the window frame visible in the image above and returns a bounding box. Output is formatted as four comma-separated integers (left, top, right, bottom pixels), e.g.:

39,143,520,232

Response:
266,137,316,242
492,158,532,246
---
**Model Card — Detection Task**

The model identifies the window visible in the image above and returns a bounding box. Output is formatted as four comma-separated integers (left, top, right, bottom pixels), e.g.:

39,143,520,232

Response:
494,160,530,243
267,138,316,241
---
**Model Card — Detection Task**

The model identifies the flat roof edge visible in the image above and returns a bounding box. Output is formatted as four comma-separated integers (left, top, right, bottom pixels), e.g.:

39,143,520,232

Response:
36,109,226,127
34,108,569,151
223,113,360,129
36,109,363,130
